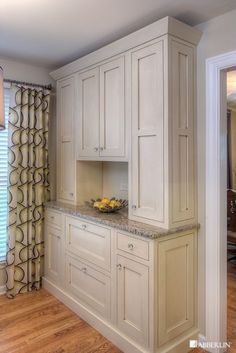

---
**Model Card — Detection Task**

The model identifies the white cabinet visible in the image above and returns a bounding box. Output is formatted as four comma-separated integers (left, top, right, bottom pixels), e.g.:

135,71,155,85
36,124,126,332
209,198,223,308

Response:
66,254,111,319
116,255,149,347
78,68,100,157
77,56,127,160
44,211,63,286
130,41,165,225
57,76,76,204
130,37,196,229
157,232,196,345
100,57,125,158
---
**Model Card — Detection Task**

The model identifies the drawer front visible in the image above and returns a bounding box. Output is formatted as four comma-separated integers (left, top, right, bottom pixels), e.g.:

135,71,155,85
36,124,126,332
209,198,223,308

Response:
45,210,62,229
65,216,111,270
66,255,110,319
117,232,149,260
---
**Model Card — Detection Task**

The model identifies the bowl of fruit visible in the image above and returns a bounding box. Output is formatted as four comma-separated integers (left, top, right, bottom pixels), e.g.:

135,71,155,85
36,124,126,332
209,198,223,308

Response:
88,198,128,213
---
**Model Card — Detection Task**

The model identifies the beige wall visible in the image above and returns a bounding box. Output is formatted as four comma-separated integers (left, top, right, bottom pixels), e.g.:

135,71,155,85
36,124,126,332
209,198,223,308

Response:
102,162,128,200
0,57,56,290
196,9,236,335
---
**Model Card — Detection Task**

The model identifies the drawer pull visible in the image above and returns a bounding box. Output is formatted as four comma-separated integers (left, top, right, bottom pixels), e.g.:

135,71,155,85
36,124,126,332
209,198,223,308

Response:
132,205,137,210
128,243,134,250
82,224,87,229
81,267,87,273
116,264,122,270
57,234,61,239
100,146,104,151
50,216,55,220
94,147,99,152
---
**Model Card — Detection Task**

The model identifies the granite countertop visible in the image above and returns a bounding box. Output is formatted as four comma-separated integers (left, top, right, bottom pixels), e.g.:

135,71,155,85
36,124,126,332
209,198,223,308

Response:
45,201,199,239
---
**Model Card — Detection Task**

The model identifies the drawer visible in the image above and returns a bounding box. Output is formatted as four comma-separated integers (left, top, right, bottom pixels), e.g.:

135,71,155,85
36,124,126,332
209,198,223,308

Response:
66,255,110,319
117,232,149,261
65,216,111,271
45,210,62,229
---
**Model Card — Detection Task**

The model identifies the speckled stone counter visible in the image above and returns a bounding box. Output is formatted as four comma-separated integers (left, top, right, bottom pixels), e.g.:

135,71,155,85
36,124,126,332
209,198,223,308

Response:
45,201,199,239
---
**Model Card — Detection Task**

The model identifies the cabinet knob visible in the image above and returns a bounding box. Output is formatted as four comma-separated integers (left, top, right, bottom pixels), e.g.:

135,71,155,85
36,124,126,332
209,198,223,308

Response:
81,267,87,273
116,264,122,270
70,193,74,196
82,224,87,229
94,147,99,152
128,243,134,250
132,205,137,210
100,147,104,151
50,216,55,220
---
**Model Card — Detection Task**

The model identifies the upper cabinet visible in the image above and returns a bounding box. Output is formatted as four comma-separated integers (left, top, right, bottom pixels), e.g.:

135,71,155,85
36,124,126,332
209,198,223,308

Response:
57,76,77,204
51,17,201,228
77,56,127,161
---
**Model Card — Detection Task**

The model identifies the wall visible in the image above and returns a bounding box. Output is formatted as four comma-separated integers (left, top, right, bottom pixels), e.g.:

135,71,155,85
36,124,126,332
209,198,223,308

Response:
196,8,236,335
0,56,56,290
102,162,128,200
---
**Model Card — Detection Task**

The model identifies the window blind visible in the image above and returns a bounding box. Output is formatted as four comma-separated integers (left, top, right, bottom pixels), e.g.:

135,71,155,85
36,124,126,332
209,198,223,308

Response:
0,88,10,261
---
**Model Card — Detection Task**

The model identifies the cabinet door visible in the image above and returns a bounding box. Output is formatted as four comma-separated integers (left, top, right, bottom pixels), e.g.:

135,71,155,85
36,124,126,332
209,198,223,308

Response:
130,41,164,225
116,255,149,347
99,57,125,158
44,225,63,285
57,76,76,203
157,232,195,345
78,68,100,157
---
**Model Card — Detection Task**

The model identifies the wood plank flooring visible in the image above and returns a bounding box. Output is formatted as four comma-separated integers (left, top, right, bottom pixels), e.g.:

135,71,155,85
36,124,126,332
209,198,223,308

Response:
0,269,235,353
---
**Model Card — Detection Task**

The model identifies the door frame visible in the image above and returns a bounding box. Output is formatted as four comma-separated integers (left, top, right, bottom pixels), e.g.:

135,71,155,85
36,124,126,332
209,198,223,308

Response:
205,50,236,352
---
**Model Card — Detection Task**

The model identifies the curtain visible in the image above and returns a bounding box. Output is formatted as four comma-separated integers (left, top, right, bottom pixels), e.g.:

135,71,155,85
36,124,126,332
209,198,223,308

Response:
6,85,51,297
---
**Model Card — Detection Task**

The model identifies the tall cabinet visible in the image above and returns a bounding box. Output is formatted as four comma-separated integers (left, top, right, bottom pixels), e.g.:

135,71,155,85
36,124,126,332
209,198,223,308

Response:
52,16,201,225
57,76,76,204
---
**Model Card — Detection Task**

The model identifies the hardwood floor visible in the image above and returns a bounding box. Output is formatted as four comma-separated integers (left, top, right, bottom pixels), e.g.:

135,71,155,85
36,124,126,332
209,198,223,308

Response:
0,282,234,353
0,289,122,353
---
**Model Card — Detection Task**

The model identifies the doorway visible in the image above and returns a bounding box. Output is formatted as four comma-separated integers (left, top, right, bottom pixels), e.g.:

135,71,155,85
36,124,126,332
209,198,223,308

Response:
205,51,236,353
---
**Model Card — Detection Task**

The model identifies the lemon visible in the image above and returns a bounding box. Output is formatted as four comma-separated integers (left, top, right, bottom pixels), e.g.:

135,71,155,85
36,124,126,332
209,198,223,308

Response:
101,198,110,205
93,201,101,208
109,200,117,208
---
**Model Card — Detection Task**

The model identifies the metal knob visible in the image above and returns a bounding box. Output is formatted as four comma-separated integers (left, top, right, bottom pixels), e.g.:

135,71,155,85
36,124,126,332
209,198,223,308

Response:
70,193,74,196
81,267,87,273
132,205,137,210
82,224,87,229
94,147,99,151
128,243,134,250
100,147,104,151
50,216,55,220
116,264,122,270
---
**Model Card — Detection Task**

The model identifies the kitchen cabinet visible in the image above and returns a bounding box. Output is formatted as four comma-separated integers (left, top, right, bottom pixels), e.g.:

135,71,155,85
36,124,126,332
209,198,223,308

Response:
116,255,149,347
44,211,64,286
129,37,196,229
43,207,198,353
77,56,127,160
57,76,76,204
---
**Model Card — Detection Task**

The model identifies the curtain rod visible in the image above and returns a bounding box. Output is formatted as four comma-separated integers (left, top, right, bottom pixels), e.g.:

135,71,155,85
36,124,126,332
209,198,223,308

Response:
4,78,52,91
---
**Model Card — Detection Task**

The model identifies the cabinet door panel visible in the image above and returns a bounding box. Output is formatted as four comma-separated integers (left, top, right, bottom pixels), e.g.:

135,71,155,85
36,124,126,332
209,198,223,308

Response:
131,41,164,224
78,68,100,157
100,57,125,157
57,77,76,203
117,255,149,347
44,225,62,285
66,255,110,319
158,233,195,345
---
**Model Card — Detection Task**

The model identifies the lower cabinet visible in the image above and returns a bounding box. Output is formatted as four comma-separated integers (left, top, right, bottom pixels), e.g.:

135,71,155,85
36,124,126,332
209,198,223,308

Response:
65,254,111,319
44,224,63,286
116,255,149,347
44,211,197,353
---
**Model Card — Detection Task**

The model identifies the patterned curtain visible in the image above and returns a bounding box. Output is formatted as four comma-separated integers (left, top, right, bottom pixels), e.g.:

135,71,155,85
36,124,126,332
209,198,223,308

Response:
6,85,51,297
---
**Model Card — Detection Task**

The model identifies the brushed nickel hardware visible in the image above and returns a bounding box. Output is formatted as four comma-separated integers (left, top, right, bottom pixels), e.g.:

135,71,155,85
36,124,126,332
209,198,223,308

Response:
128,243,134,250
94,147,99,151
132,205,137,210
116,264,122,270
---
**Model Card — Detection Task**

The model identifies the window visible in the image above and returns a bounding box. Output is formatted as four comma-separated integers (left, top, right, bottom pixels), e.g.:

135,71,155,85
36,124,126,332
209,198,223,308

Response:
0,88,10,261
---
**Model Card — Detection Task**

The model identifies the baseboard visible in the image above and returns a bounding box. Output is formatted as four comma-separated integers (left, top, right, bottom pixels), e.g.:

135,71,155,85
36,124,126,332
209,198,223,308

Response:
43,277,149,353
43,277,199,353
0,285,6,295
